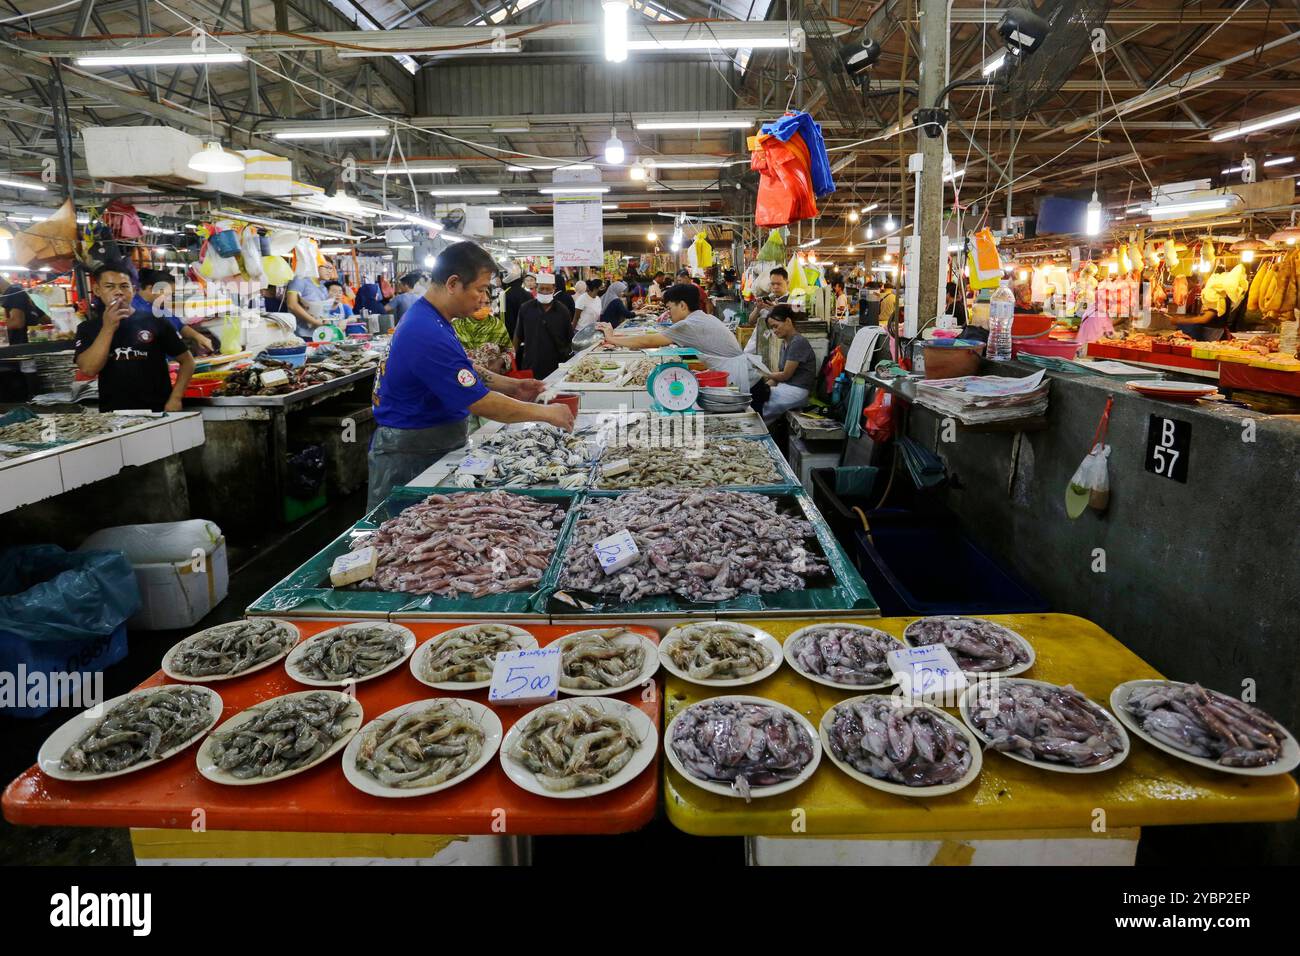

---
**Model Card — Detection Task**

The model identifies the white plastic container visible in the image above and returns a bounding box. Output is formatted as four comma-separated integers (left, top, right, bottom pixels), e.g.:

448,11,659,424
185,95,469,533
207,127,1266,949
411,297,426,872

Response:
82,126,206,185
239,149,293,196
79,520,229,631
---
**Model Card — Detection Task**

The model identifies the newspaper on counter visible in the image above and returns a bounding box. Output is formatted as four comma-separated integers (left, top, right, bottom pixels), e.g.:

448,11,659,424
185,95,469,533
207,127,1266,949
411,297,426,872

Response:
915,370,1050,424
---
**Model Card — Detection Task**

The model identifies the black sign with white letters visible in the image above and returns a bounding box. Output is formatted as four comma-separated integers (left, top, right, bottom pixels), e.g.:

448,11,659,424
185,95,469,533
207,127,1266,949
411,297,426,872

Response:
1145,415,1190,483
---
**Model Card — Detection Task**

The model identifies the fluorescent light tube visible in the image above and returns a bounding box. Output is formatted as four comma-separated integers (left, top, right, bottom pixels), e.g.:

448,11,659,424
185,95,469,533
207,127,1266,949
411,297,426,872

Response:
626,38,793,51
539,186,611,194
274,128,388,140
0,178,47,192
635,120,754,130
1264,156,1295,167
75,52,244,67
373,166,457,174
507,164,595,171
981,52,1007,76
430,188,499,196
486,205,530,212
1146,196,1237,218
1211,106,1300,142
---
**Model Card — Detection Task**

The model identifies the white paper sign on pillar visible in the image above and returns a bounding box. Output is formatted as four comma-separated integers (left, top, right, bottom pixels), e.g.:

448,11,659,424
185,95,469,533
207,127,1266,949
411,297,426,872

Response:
552,167,604,267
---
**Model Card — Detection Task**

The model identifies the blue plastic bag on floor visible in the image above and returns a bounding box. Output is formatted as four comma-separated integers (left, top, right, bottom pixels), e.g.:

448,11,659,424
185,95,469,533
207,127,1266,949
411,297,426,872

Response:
0,545,140,643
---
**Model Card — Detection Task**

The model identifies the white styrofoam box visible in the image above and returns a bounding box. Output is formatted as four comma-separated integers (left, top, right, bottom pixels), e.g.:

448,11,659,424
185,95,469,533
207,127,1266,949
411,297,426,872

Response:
170,413,206,452
239,149,293,196
59,438,124,491
0,456,62,511
119,422,174,467
748,830,1140,866
197,164,244,196
129,537,229,631
82,126,206,185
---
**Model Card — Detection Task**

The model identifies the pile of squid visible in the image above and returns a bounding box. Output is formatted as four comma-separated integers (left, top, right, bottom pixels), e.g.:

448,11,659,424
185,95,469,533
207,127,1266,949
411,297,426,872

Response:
559,490,827,603
826,697,973,788
351,491,564,596
905,617,1030,673
1124,682,1288,768
670,698,815,799
968,681,1126,768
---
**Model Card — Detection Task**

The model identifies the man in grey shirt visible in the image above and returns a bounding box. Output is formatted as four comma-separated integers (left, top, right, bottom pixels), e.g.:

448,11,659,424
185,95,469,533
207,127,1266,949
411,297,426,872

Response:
387,271,425,326
597,283,752,392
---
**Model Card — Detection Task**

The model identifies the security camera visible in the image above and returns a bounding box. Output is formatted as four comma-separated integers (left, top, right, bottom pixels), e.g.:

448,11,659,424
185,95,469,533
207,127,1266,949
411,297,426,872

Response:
996,7,1050,56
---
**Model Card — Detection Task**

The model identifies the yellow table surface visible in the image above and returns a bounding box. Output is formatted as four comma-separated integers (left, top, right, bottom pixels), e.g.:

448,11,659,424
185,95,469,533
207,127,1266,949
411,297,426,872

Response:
663,614,1300,837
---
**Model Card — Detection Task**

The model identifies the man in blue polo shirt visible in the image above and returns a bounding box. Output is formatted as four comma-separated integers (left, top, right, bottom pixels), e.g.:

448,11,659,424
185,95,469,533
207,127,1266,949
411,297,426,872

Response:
367,241,574,508
133,268,217,355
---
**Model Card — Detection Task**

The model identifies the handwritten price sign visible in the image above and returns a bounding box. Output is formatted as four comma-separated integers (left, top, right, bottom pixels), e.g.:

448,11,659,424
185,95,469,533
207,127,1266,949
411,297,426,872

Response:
886,645,967,702
594,529,639,575
488,646,561,705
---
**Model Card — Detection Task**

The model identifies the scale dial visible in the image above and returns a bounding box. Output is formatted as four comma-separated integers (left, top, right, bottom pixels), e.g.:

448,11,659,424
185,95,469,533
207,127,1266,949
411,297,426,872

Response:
646,361,699,412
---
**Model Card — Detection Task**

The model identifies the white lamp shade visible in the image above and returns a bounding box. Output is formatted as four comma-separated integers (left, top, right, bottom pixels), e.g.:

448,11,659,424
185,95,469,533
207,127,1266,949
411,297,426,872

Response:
189,143,245,173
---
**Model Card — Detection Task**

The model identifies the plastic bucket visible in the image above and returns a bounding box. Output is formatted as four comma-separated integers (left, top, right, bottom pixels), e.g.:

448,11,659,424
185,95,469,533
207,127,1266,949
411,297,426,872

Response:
265,346,307,367
210,229,242,259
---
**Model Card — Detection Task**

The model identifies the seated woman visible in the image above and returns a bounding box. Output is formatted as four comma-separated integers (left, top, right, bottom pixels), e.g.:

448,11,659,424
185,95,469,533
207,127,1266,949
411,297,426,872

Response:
453,305,514,375
759,305,816,423
599,280,635,327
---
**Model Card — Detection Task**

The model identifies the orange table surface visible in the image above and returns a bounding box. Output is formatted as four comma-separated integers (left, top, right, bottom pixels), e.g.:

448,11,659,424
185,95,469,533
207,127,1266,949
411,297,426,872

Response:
3,621,661,836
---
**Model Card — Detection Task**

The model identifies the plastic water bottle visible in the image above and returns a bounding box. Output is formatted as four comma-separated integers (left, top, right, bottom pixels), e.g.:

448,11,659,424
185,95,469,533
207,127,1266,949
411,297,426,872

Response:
989,279,1015,361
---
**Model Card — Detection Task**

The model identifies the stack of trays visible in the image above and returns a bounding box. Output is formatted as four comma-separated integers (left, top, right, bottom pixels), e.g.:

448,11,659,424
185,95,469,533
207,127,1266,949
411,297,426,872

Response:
697,387,751,414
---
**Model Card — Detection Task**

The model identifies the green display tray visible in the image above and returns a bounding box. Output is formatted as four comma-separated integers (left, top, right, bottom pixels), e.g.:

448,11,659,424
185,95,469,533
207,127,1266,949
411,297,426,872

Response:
544,488,876,616
247,487,581,617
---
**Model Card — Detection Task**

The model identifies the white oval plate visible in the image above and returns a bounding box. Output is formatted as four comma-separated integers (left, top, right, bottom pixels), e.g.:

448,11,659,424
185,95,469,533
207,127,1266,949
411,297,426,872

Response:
196,690,363,786
285,622,417,687
902,616,1036,678
959,679,1130,774
1110,679,1300,777
556,628,660,696
39,685,224,783
342,698,503,799
659,622,782,687
409,623,538,691
819,694,983,797
162,619,300,683
783,622,904,691
500,697,658,799
665,695,821,799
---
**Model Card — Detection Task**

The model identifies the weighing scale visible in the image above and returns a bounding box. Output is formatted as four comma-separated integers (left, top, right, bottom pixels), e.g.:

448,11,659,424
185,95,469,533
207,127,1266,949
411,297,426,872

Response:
645,361,699,414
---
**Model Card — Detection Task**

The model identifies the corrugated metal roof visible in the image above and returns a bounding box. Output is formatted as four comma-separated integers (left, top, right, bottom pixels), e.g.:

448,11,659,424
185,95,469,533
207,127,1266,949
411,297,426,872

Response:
417,60,737,114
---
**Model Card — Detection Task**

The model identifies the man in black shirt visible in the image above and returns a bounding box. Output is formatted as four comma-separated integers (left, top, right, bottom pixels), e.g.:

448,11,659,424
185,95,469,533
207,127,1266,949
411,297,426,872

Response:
513,272,572,381
502,262,531,339
75,262,194,411
2,276,44,345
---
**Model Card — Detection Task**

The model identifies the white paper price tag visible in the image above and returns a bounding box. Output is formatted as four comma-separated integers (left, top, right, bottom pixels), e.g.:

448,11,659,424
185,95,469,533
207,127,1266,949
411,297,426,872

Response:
259,368,290,388
487,646,561,706
886,645,967,703
457,454,494,476
594,529,639,575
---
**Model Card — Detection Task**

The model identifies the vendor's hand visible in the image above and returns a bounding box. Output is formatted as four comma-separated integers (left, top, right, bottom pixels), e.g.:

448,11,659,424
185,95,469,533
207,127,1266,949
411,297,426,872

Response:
543,403,575,431
513,378,547,402
164,397,183,412
104,296,131,331
595,322,614,339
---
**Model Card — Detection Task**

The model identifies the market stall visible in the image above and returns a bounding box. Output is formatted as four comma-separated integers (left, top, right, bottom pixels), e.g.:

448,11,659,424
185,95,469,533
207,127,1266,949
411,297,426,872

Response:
0,411,205,513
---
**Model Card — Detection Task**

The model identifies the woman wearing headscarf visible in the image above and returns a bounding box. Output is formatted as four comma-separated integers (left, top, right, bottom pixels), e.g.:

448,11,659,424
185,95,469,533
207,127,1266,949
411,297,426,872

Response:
600,279,634,327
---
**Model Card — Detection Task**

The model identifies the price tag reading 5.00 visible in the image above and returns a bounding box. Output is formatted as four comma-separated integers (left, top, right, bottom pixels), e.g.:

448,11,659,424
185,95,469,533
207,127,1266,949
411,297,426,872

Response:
886,645,968,703
488,646,561,706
